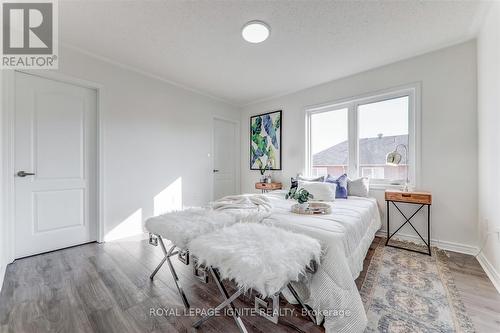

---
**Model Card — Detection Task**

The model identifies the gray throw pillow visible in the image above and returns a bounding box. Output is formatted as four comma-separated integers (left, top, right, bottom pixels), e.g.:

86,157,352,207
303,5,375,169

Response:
347,177,370,197
291,174,325,189
296,175,325,182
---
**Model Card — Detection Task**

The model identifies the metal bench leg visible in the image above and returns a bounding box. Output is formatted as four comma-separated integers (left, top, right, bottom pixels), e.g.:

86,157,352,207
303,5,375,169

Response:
150,235,178,280
192,256,209,283
192,267,248,333
255,293,280,324
150,256,167,280
255,284,316,325
150,236,190,309
287,283,316,324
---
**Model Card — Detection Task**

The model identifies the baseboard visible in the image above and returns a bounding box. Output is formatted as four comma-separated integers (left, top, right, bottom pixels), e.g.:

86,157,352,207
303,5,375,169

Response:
477,253,500,294
375,230,479,255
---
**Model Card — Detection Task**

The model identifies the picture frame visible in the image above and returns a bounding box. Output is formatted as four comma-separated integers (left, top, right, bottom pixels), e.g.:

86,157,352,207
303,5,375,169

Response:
250,110,282,170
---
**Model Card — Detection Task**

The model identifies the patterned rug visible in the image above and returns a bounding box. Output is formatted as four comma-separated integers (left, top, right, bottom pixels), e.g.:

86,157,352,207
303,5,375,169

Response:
360,240,475,333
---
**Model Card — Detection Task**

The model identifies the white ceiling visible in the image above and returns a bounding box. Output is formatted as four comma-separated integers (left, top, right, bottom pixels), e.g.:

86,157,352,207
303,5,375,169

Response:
60,0,486,106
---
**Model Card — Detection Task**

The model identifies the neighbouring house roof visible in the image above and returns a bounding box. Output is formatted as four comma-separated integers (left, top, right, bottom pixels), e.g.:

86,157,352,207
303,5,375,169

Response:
313,135,408,166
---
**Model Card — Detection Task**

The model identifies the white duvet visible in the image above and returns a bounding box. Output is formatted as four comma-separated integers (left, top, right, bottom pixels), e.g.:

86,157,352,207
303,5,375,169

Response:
263,191,382,333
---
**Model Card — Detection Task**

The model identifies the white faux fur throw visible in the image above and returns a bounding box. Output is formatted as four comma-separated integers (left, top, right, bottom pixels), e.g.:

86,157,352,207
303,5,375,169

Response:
188,223,322,297
210,194,272,212
145,208,237,249
145,194,273,249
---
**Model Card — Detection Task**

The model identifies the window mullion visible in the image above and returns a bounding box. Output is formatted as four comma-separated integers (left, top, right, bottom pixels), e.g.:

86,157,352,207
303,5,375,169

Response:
305,112,311,175
348,102,358,178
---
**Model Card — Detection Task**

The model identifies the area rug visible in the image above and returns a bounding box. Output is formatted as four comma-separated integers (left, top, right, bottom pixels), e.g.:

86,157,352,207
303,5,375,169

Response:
360,240,475,333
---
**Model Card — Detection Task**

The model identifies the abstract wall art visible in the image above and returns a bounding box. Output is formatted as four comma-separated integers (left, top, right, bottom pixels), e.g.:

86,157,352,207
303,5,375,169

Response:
250,110,282,170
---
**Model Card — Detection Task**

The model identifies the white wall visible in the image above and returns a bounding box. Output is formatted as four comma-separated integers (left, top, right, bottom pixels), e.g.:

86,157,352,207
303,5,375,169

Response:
57,47,240,241
0,46,239,266
477,1,500,292
0,70,6,290
241,41,478,253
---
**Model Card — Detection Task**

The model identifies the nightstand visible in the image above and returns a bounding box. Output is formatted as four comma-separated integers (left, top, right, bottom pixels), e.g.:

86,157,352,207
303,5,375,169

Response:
255,182,282,193
385,189,432,256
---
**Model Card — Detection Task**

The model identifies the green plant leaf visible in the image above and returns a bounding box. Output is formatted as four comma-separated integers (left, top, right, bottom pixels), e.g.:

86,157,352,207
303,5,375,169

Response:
251,117,262,135
267,146,276,168
252,134,268,153
256,158,264,173
286,187,311,204
273,113,281,130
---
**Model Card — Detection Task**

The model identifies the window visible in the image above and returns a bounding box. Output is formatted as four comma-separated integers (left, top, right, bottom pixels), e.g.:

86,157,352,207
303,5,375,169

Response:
361,167,385,179
310,108,348,178
358,96,409,184
306,86,418,187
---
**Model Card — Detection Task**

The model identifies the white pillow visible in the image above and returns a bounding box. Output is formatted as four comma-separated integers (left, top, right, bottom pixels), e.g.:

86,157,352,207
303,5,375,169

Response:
347,177,370,197
298,181,336,201
296,174,325,182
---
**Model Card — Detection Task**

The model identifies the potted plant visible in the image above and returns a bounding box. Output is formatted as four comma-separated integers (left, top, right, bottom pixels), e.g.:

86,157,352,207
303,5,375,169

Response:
285,187,314,211
258,159,272,183
259,164,267,183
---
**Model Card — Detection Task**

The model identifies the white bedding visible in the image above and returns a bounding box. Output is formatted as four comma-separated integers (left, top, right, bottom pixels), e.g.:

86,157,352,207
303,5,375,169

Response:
145,191,381,333
263,190,382,333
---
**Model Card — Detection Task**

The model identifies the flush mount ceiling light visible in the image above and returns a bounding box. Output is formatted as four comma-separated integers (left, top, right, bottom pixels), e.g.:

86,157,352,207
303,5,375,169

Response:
242,20,270,43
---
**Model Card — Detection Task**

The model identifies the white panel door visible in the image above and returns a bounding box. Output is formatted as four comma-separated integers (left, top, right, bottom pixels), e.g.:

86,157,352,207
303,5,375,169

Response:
213,118,237,200
14,72,97,258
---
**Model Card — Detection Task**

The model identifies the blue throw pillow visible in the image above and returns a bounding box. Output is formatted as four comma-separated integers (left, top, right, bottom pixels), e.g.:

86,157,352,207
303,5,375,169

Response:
325,174,348,199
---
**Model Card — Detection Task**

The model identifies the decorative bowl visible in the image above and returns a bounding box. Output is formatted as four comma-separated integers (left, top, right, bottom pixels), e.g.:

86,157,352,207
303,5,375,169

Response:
291,202,331,215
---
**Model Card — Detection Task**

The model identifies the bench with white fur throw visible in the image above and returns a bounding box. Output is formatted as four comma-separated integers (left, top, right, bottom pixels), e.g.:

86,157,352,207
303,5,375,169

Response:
188,223,321,332
145,208,241,308
145,195,272,309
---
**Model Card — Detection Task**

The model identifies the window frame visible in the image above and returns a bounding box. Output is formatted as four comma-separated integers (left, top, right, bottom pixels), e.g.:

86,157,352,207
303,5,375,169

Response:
305,84,420,189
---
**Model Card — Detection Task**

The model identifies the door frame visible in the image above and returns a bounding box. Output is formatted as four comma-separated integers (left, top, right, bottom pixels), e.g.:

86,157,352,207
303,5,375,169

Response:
1,70,105,263
211,116,240,201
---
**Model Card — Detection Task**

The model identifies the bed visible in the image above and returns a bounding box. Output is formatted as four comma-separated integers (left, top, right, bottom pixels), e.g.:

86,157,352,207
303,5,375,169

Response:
146,190,381,333
262,190,382,333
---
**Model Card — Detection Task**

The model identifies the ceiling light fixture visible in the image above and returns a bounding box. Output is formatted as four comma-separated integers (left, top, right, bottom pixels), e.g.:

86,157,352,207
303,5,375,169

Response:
242,20,270,44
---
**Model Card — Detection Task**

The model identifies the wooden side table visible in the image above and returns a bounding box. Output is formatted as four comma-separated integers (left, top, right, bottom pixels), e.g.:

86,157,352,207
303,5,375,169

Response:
385,190,432,256
255,182,282,193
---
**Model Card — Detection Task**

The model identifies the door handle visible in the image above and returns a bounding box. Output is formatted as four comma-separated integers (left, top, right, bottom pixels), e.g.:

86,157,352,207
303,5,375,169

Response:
213,169,219,173
17,171,35,177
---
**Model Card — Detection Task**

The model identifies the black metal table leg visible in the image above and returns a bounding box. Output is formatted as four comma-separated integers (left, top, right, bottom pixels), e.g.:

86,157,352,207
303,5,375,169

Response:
385,200,431,256
427,204,431,255
386,200,390,246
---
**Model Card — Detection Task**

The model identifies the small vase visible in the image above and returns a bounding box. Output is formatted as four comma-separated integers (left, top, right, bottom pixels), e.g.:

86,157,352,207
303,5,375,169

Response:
298,202,309,212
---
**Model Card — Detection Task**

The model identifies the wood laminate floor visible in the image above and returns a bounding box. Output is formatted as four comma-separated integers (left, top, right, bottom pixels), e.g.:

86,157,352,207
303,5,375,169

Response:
0,236,499,333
